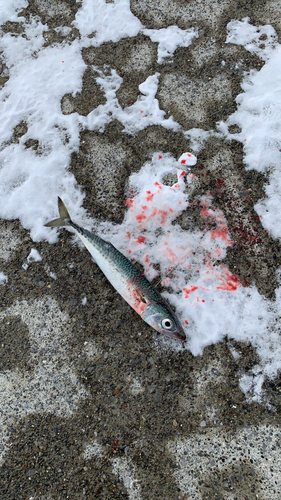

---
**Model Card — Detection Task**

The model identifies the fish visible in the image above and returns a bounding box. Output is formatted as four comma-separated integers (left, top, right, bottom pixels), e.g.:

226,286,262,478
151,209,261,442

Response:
45,197,186,341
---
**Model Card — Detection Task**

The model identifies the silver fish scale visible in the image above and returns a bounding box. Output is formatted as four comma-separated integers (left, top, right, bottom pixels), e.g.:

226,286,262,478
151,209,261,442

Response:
70,221,164,303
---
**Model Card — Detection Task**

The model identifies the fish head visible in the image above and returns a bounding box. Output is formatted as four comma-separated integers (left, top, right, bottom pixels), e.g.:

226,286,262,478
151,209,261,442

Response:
142,302,186,341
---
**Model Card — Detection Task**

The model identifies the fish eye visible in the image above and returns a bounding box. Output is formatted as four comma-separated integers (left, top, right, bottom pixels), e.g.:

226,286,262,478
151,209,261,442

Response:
161,318,173,330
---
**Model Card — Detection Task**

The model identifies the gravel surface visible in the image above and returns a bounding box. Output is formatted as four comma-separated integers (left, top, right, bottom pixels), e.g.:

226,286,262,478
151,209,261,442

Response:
1,1,281,499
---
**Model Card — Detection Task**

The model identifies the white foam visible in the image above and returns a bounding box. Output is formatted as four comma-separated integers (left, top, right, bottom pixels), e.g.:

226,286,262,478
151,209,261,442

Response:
0,6,281,404
0,16,87,241
84,69,180,135
0,0,27,25
0,272,8,285
73,0,142,45
143,26,198,63
27,248,42,262
218,18,281,239
97,153,281,403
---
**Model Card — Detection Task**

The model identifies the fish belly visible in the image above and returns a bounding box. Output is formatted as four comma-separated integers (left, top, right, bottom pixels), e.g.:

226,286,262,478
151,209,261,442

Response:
76,230,142,313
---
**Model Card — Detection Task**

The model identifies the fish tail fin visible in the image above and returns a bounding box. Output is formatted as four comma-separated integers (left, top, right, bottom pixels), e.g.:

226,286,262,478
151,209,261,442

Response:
45,197,71,227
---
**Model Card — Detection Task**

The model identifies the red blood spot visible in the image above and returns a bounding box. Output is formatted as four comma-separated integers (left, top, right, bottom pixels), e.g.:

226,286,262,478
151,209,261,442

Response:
169,208,173,213
181,159,186,164
126,199,134,207
115,439,120,445
158,210,168,224
196,296,200,302
136,213,147,223
179,170,186,177
259,215,263,219
200,205,213,218
184,320,189,324
163,279,170,284
202,300,205,302
127,249,132,253
244,139,247,141
187,153,192,157
183,285,198,298
154,181,162,188
151,206,158,217
62,61,64,63
211,227,233,246
146,190,155,202
216,268,241,291
188,173,195,179
126,231,131,239
141,205,148,210
144,254,150,264
217,179,225,186
130,288,148,315
163,248,177,264
174,183,180,189
158,155,163,159
141,110,143,113
136,235,146,244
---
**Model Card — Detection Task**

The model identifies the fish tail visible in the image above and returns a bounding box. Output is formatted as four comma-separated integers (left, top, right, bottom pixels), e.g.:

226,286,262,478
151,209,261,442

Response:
45,197,71,227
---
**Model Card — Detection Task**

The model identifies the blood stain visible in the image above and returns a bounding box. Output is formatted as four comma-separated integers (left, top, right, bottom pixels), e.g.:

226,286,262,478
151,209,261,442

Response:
211,227,233,246
179,170,186,177
154,181,162,188
136,235,146,244
200,205,213,218
126,199,134,207
136,213,147,223
184,320,189,324
158,155,163,159
181,159,186,164
158,210,168,224
126,231,131,239
144,254,150,264
216,268,241,291
183,285,198,298
146,190,155,202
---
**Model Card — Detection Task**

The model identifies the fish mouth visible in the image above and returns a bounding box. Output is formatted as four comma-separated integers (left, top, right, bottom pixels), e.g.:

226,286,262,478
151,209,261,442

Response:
166,331,186,341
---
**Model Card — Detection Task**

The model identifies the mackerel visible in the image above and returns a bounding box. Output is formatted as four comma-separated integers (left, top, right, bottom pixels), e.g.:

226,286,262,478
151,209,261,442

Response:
45,197,186,341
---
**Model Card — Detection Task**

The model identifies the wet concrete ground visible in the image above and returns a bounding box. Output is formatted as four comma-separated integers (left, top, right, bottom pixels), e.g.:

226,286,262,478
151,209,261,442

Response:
1,1,281,499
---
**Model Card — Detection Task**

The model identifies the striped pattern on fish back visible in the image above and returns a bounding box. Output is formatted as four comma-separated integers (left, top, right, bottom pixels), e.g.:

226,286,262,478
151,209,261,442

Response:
70,221,163,303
